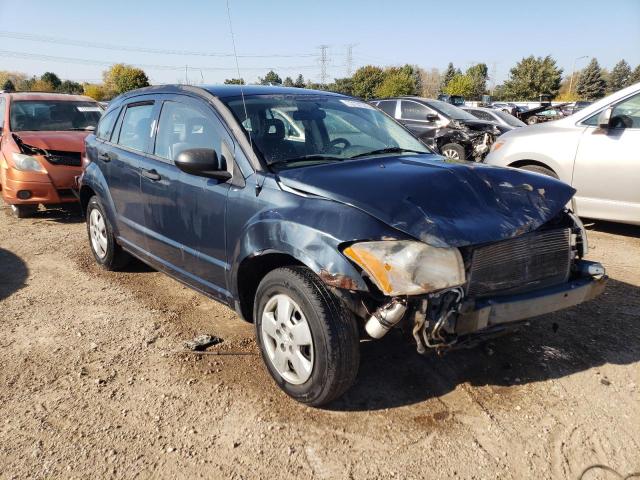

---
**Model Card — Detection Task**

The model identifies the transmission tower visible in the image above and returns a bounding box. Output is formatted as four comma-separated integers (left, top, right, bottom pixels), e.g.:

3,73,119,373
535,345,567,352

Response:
346,43,356,77
318,45,329,86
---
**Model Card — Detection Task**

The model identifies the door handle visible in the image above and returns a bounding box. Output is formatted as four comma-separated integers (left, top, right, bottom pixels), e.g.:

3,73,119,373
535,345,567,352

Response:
141,168,161,181
98,152,111,162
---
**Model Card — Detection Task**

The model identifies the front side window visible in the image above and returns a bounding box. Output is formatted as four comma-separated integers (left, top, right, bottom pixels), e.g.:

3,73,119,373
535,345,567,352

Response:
96,109,119,141
222,94,430,168
117,103,155,152
468,109,494,122
401,101,431,121
154,101,221,161
611,93,640,128
425,100,478,121
9,100,102,132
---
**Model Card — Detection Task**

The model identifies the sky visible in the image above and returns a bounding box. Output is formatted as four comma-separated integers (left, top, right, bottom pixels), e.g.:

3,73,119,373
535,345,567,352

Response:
0,0,639,86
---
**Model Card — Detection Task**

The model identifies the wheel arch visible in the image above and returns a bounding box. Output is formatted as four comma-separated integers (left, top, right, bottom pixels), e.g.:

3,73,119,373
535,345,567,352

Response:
508,159,558,176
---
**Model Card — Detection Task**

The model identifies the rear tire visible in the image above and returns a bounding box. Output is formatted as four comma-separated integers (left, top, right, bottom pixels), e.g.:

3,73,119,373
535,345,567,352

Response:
10,204,38,218
86,196,130,270
520,164,559,179
254,266,360,407
440,143,466,160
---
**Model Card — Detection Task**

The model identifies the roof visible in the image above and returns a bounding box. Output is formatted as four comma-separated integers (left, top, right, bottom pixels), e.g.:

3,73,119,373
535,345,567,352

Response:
3,92,96,102
112,84,345,103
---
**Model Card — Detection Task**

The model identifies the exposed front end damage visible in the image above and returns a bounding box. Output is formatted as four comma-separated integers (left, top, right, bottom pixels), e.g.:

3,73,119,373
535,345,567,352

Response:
428,120,503,161
334,209,606,354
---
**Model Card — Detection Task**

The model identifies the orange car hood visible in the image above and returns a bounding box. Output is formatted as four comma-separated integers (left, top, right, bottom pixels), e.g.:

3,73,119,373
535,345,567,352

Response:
14,131,91,153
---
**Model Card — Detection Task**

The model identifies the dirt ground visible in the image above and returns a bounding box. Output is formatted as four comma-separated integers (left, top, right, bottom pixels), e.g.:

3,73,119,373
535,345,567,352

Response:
0,203,638,480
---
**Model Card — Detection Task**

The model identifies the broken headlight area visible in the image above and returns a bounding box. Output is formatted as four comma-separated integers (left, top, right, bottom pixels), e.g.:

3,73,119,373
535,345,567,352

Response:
340,210,604,355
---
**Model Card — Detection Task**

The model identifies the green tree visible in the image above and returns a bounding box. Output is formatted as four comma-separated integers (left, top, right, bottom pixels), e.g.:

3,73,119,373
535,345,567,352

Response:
576,58,607,100
607,60,632,93
58,80,83,95
350,65,385,100
2,79,16,92
443,74,475,97
224,78,245,85
16,76,37,91
375,67,417,98
502,55,563,100
82,84,107,101
466,63,488,99
259,70,282,85
441,62,460,91
283,76,294,87
629,65,640,85
294,74,305,88
41,72,62,90
327,77,353,95
103,64,149,97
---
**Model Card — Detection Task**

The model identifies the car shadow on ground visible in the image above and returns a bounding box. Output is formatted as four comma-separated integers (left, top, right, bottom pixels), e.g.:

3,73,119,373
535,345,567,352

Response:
28,204,84,224
585,219,640,238
329,278,640,411
0,248,29,301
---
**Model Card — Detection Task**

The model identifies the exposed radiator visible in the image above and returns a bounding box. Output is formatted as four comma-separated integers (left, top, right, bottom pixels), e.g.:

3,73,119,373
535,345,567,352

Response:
467,228,572,297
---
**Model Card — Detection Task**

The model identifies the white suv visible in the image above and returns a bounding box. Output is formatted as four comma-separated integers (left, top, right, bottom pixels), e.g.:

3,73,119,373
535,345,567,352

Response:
485,83,640,226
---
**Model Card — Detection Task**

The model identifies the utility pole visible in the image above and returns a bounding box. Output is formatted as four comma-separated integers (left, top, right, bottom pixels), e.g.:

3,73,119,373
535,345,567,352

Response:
345,43,356,77
185,65,189,85
318,45,329,86
568,55,588,97
489,62,497,95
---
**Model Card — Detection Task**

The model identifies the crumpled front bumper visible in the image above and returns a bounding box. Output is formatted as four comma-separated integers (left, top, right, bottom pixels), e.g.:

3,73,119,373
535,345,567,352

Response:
455,275,608,335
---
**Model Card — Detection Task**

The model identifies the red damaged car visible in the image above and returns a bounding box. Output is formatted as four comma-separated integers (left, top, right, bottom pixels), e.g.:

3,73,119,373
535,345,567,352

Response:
0,92,102,217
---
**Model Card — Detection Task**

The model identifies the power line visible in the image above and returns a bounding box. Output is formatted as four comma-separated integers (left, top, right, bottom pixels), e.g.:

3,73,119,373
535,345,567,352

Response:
0,49,320,72
0,30,316,59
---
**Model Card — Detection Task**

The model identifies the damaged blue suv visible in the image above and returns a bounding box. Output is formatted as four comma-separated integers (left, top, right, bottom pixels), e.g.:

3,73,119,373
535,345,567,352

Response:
80,85,606,406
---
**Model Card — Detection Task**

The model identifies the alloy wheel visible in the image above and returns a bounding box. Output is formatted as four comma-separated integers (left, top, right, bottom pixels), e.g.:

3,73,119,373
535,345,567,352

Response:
442,149,460,159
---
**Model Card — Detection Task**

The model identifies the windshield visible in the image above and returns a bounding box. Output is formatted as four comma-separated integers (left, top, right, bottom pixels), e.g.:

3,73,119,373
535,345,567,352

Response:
492,109,526,127
424,99,478,121
222,94,430,168
10,100,102,132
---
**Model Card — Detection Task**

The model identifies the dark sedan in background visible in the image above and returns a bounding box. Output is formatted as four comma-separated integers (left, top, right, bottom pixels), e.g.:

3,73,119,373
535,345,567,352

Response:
370,97,507,160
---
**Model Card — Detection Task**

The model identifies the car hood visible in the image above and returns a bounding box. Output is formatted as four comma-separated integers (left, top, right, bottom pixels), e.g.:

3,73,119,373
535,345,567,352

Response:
12,131,90,153
277,154,575,248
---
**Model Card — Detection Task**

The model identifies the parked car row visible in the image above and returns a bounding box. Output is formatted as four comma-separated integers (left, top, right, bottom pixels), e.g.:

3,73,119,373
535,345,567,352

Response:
0,84,616,406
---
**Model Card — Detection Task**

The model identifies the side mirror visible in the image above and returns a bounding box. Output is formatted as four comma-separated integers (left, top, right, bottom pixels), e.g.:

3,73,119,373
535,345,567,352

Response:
425,113,439,122
597,107,613,129
175,148,232,181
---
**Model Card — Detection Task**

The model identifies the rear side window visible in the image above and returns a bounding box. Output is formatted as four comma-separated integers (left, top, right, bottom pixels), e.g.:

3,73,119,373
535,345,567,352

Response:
154,101,221,161
96,109,118,141
117,103,155,152
377,100,397,117
469,109,494,121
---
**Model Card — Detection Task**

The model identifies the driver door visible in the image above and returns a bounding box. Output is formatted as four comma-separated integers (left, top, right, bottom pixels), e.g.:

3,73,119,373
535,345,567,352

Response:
572,92,640,224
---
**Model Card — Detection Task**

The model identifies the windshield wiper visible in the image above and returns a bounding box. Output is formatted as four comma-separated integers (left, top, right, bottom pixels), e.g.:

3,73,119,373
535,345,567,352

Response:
269,155,344,169
68,127,96,131
348,147,426,159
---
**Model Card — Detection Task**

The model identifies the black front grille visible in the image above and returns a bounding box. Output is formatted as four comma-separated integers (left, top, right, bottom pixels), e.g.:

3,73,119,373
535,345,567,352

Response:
45,150,82,167
467,228,571,297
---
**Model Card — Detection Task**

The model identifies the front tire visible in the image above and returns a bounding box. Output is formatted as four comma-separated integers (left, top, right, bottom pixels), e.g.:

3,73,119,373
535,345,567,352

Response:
10,204,38,218
254,267,360,406
440,143,466,160
86,196,130,270
520,164,559,179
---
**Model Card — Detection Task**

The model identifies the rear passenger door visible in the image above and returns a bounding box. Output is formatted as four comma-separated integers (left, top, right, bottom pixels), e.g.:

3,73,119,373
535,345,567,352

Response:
107,99,158,251
142,94,234,299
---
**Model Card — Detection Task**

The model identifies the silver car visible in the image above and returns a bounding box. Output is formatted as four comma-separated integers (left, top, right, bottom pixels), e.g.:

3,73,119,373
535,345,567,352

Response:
463,106,526,130
485,83,640,226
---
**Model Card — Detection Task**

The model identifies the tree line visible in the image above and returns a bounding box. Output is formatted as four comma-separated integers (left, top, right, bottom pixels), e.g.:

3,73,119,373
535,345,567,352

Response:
237,57,640,102
3,56,639,102
0,64,150,100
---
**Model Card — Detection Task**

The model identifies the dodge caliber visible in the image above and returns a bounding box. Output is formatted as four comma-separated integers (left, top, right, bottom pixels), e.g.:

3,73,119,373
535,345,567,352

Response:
80,85,606,406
